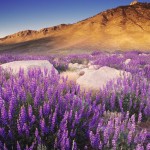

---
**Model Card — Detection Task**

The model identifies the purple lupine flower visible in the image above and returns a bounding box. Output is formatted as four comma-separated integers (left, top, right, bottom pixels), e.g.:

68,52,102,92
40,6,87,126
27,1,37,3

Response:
43,101,50,116
112,139,116,150
130,115,136,132
127,131,132,144
8,102,13,120
0,96,4,108
17,141,21,150
35,128,39,138
144,106,149,116
19,105,26,126
8,130,13,139
1,104,8,124
125,111,129,120
17,120,22,135
146,143,150,150
25,145,29,150
131,114,135,123
19,89,26,101
40,118,47,134
44,68,48,76
139,129,147,144
138,112,142,124
69,109,73,120
34,96,39,107
66,138,70,149
28,105,33,119
39,106,43,118
114,124,120,141
93,129,101,148
120,121,125,132
18,68,25,77
51,109,57,132
103,128,109,144
134,135,139,144
11,93,17,106
70,129,76,138
23,123,29,137
72,140,77,150
4,144,8,150
60,129,70,150
119,97,123,113
129,97,132,110
139,102,144,112
41,88,45,100
0,128,5,138
98,141,102,150
35,128,41,144
136,144,144,150
89,131,95,147
110,93,115,110
28,142,35,150
29,79,37,97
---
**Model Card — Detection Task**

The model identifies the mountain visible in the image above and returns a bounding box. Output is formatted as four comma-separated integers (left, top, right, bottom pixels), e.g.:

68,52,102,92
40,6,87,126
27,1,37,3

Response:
0,2,150,55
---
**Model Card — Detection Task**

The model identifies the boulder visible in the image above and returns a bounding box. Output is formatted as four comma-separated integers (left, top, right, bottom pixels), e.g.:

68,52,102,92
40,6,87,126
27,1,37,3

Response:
68,63,87,70
76,66,130,90
130,0,138,5
88,65,100,70
60,71,79,82
88,61,94,67
124,59,131,65
78,70,85,76
139,53,149,56
0,60,58,75
88,62,92,67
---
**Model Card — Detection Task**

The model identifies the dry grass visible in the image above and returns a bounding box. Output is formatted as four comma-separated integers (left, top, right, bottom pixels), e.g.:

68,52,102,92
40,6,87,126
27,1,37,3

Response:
60,71,80,83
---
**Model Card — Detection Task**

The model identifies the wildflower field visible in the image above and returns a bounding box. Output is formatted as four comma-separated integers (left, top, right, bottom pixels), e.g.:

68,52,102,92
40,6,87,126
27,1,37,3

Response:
0,51,149,150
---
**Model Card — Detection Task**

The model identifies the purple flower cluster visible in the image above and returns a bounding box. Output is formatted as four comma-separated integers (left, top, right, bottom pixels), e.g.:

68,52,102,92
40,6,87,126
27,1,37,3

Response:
97,74,150,120
0,51,149,149
0,67,149,150
0,51,150,77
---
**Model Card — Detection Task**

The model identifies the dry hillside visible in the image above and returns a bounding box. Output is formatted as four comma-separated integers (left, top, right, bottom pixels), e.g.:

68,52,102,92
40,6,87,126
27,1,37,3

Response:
0,2,150,54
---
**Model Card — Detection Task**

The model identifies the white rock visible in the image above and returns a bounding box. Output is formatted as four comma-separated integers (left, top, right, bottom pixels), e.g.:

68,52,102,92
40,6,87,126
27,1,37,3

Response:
130,0,138,5
124,59,131,65
139,53,149,56
76,66,130,90
1,60,58,75
78,70,85,76
78,64,87,69
88,65,100,70
73,63,79,68
88,62,92,67
68,63,87,70
60,71,79,82
68,63,73,68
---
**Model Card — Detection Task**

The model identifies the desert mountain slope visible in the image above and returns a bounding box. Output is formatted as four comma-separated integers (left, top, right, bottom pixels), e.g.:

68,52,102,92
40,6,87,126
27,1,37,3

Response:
0,2,150,54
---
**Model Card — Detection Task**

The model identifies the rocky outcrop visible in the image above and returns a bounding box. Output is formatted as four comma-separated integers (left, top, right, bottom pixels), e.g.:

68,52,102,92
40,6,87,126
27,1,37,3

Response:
130,0,138,6
76,66,131,90
0,60,58,75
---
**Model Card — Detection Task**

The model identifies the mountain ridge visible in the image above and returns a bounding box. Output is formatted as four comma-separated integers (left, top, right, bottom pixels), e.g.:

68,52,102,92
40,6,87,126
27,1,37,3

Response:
0,2,150,54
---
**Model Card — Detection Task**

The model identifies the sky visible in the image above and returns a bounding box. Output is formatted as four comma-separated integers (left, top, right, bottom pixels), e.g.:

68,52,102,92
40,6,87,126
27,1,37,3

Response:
0,0,148,38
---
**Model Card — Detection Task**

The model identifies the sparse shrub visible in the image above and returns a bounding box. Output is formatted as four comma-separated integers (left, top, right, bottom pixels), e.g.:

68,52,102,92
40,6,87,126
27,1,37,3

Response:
54,63,68,72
